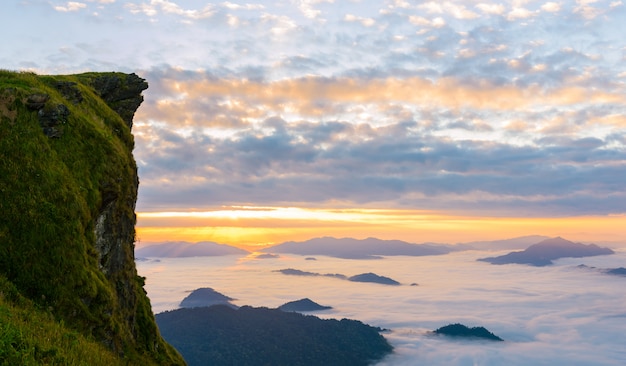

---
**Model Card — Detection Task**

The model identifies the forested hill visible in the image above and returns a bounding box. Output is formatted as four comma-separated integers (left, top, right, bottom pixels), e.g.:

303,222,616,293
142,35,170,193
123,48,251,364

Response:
0,70,184,365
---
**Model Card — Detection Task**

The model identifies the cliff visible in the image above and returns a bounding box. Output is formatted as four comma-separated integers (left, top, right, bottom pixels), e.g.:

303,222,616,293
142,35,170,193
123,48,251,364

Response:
0,70,185,364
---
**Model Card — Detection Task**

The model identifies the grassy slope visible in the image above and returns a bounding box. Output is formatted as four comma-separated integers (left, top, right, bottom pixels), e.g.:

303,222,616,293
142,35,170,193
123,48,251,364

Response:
0,70,184,365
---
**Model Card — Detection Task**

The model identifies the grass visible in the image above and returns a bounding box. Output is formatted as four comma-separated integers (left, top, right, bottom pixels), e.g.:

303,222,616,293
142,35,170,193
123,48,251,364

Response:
0,276,124,366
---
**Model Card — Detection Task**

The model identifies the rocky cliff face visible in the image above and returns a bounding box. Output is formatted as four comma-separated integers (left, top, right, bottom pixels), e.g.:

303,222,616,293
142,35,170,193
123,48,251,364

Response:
0,70,185,365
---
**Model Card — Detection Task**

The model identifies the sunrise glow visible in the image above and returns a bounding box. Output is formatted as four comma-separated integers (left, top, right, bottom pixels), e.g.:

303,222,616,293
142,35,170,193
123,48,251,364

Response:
136,207,626,250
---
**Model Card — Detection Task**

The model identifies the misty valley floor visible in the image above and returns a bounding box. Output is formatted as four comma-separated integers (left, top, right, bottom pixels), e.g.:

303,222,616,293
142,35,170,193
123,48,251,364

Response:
137,249,626,365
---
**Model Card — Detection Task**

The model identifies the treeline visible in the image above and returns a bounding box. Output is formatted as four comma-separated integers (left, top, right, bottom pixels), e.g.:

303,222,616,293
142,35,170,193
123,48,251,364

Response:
156,305,392,366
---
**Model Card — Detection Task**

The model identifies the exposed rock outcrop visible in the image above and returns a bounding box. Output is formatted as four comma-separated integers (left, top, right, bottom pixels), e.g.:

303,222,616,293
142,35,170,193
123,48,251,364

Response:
26,93,69,138
88,73,148,128
0,70,184,365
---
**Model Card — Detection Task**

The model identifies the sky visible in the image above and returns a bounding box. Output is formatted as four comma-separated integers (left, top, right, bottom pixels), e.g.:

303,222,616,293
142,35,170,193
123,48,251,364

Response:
3,0,626,248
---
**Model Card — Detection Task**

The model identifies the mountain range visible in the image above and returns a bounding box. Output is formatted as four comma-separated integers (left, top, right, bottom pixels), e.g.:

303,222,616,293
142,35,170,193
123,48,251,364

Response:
261,236,459,259
136,241,249,257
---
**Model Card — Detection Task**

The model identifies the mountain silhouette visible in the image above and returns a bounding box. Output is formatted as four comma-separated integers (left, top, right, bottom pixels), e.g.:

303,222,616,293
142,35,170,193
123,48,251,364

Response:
180,288,238,309
348,272,401,285
434,323,503,341
478,237,614,266
263,236,457,259
136,241,249,258
278,298,332,312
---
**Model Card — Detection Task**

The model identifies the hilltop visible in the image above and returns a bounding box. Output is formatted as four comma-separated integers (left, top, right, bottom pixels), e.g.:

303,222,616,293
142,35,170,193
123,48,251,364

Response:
0,70,184,364
478,237,614,266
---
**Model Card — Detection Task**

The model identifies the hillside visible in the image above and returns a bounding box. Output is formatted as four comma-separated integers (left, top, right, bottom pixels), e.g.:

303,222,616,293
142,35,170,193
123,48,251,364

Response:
478,237,614,266
0,70,184,364
156,305,392,366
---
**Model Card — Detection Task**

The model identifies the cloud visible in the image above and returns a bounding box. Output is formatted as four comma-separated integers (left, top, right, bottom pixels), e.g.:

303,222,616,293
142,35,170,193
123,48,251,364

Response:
540,2,562,12
418,2,480,20
344,14,376,27
54,1,87,12
7,0,625,218
409,15,446,28
140,71,625,122
507,7,535,20
475,3,505,15
130,63,626,215
138,251,626,365
124,0,215,19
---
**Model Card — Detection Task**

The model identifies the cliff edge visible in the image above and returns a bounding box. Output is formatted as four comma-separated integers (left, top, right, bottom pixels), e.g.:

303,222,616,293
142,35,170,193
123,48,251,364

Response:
0,70,185,364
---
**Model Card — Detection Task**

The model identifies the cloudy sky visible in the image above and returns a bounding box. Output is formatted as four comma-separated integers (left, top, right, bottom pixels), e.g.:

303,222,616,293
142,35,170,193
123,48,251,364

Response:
3,0,625,247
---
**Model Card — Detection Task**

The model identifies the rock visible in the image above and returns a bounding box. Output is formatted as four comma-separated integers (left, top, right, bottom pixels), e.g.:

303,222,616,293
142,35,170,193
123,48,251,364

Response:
25,93,70,138
88,73,148,128
54,81,83,104
38,103,69,138
26,93,49,110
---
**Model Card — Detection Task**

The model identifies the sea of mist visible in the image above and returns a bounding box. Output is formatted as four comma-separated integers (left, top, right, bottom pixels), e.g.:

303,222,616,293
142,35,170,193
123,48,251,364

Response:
137,249,626,365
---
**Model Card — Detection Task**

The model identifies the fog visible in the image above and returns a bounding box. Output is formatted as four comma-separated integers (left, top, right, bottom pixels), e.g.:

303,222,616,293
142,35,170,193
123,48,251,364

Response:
137,249,626,365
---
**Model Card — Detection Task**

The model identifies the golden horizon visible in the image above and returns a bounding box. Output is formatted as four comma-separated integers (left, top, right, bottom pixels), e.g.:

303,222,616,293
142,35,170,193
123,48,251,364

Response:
135,206,626,251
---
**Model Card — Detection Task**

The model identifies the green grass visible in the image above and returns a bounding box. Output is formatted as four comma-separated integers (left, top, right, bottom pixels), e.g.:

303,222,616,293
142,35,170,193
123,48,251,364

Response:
0,71,185,365
0,276,124,366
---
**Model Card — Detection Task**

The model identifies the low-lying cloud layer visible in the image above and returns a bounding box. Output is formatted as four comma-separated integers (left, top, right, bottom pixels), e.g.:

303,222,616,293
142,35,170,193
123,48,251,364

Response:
137,250,626,365
4,0,626,217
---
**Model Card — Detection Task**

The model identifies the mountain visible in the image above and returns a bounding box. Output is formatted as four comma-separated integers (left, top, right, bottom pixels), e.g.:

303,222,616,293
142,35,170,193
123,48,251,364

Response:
0,71,184,364
156,305,392,366
348,272,401,286
433,323,503,341
462,235,550,251
478,237,614,266
262,236,457,259
180,288,238,309
605,268,626,276
278,298,333,312
136,241,249,258
274,268,347,279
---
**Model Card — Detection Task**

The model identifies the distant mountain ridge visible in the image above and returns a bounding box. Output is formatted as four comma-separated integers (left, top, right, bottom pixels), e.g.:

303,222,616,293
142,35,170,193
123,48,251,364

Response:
136,235,576,259
275,268,402,285
262,236,458,259
136,241,249,257
478,237,614,266
462,235,550,251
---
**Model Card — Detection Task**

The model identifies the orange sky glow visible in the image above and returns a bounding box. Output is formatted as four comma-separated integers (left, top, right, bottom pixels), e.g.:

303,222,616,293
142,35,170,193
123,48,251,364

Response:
136,207,626,251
